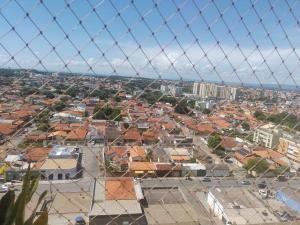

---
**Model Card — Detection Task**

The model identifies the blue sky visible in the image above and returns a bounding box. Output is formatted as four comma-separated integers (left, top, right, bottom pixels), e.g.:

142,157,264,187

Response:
0,0,299,87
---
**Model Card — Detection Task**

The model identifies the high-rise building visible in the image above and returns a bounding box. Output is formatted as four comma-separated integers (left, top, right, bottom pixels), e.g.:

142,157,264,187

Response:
193,82,238,100
218,86,238,100
160,85,169,93
161,84,182,97
193,82,200,95
169,85,183,97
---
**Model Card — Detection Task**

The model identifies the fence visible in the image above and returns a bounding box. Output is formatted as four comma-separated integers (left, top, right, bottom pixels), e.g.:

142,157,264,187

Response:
0,0,299,225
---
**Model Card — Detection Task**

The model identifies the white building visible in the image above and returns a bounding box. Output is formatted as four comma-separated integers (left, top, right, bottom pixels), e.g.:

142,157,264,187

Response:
253,124,280,148
37,145,81,180
207,188,278,225
193,82,238,100
169,85,183,97
39,158,79,180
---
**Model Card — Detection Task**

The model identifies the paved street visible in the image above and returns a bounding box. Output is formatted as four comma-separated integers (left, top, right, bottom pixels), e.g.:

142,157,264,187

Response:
140,177,300,190
81,144,105,179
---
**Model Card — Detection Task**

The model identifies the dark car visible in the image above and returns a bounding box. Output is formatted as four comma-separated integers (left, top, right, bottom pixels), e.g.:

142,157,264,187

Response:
258,183,267,189
202,177,211,182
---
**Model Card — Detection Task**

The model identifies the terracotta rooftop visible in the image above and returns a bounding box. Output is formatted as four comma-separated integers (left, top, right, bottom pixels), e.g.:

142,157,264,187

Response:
142,130,158,141
65,127,87,141
221,137,238,149
51,123,72,132
0,124,17,135
26,147,51,162
123,128,141,141
155,163,182,171
105,178,136,200
129,146,146,158
171,155,191,162
106,146,126,157
162,122,176,130
129,162,156,171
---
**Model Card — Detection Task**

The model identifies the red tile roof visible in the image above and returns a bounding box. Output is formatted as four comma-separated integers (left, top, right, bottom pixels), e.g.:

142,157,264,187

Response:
0,124,17,135
26,147,51,162
105,178,136,200
129,162,156,171
129,146,146,159
123,128,141,142
65,127,87,141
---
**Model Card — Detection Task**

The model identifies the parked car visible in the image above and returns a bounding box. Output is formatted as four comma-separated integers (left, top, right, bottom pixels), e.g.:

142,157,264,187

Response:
258,183,267,189
75,216,86,225
240,180,251,185
202,177,211,182
277,175,287,182
0,184,9,193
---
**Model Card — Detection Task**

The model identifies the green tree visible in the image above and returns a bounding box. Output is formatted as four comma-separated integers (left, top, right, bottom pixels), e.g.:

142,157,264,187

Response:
84,111,89,117
123,122,130,129
244,157,269,174
37,122,49,132
114,96,121,102
93,106,122,121
274,165,289,176
174,101,190,114
66,87,79,97
253,111,266,121
43,91,55,99
21,87,38,97
242,122,250,131
202,108,211,115
208,133,222,149
52,101,66,112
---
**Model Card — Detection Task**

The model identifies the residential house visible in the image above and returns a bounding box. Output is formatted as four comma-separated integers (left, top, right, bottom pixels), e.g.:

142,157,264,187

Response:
65,127,88,144
128,162,156,177
26,132,48,143
123,128,141,144
221,137,238,151
155,163,182,177
142,129,158,144
35,158,79,180
233,148,256,167
105,125,122,143
89,178,146,225
105,146,128,171
165,147,191,163
206,164,230,177
26,147,51,162
182,163,206,177
129,146,146,162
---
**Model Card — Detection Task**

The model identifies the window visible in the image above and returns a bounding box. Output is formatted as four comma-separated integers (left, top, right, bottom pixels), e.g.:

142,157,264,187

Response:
58,174,63,180
65,173,70,180
48,174,53,180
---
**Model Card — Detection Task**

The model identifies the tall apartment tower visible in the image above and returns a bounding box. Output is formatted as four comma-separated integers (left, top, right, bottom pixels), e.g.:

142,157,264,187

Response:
193,82,238,100
218,86,238,100
193,82,200,95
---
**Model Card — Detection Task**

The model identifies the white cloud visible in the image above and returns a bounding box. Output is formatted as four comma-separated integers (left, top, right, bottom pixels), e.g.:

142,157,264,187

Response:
2,42,299,86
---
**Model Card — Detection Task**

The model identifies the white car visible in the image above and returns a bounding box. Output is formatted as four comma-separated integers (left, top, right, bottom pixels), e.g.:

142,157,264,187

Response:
0,184,9,193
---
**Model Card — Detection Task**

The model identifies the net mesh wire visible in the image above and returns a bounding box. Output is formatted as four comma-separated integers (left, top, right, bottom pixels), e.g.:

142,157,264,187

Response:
0,0,299,225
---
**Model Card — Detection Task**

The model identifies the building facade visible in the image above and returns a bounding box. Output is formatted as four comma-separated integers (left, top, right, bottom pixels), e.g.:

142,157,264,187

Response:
253,126,280,149
278,136,300,162
193,82,238,100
